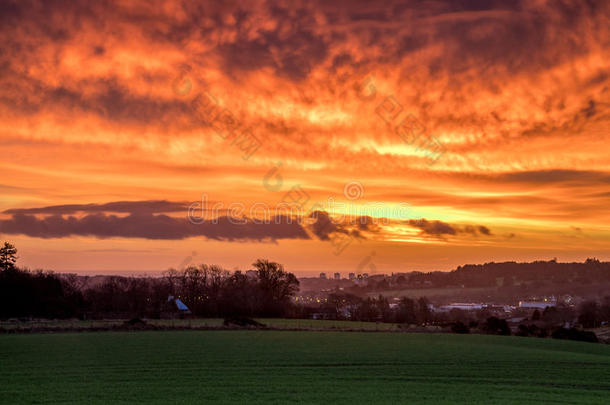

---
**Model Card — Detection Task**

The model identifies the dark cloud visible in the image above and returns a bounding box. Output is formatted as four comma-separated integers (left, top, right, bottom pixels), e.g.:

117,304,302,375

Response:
1,203,380,242
307,211,373,240
0,0,22,25
308,210,338,240
581,99,597,118
216,27,323,81
408,219,457,236
0,213,310,241
2,75,193,125
0,184,27,192
407,219,492,237
356,216,377,231
478,225,492,235
1,0,607,132
322,0,610,80
4,200,189,215
495,170,610,185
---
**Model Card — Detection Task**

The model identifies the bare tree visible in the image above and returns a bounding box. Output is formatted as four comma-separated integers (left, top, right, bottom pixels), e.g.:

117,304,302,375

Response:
253,259,299,316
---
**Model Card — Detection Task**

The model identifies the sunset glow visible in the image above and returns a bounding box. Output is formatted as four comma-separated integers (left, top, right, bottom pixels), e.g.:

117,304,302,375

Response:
1,0,609,275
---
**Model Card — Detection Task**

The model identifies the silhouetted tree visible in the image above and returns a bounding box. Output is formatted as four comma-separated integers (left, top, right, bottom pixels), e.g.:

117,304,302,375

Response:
578,300,601,328
253,259,299,316
552,327,598,343
221,272,259,317
601,296,610,323
325,292,361,320
451,321,470,334
395,297,417,324
483,316,511,335
541,304,574,327
0,256,303,320
516,324,530,337
449,308,468,323
0,242,18,272
0,267,81,318
417,297,432,324
355,297,379,321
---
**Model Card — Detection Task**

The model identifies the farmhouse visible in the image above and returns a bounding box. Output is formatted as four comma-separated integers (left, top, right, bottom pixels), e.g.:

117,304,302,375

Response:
161,295,192,318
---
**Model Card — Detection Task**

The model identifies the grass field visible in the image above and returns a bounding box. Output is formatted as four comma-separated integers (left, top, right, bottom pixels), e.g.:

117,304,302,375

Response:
0,318,406,331
1,331,609,404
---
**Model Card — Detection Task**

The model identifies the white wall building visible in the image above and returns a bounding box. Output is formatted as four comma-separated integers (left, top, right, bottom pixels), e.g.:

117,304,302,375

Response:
518,300,556,309
436,303,485,312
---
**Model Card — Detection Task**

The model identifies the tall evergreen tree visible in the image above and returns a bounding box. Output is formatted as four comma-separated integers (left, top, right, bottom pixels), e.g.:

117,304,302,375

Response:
0,242,18,271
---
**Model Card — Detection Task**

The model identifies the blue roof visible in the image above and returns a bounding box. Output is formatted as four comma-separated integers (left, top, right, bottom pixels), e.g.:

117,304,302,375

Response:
175,298,190,312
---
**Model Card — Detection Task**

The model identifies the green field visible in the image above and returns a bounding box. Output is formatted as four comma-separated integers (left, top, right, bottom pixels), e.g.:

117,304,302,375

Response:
1,331,609,404
0,318,404,332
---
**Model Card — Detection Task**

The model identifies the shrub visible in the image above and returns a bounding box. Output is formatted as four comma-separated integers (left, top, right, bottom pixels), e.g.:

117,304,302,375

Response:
451,321,470,334
223,317,266,328
483,317,511,336
551,327,598,343
516,324,530,337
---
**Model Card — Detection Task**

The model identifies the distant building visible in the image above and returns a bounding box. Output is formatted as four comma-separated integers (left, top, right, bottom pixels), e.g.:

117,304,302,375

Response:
174,298,191,313
519,300,556,309
334,272,340,280
436,303,484,312
348,273,355,280
162,295,192,318
320,272,326,279
245,270,258,279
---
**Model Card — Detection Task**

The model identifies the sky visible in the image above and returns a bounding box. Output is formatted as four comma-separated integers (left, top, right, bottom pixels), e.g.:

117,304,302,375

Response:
0,0,609,276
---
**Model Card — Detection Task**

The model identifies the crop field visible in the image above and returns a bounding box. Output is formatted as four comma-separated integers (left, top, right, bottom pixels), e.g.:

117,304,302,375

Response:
1,331,609,404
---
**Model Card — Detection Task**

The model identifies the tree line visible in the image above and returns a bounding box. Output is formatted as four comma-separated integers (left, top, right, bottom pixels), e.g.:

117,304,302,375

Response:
0,242,299,319
318,293,433,324
407,258,610,288
1,241,610,342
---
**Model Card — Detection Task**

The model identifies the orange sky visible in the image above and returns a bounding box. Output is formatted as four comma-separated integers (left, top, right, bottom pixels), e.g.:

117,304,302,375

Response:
1,0,609,276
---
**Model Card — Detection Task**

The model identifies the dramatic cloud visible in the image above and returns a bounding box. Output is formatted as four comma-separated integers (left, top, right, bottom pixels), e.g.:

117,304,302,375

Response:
307,210,370,241
0,202,386,242
407,219,457,236
4,201,189,215
0,213,310,242
406,219,493,237
1,0,609,273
